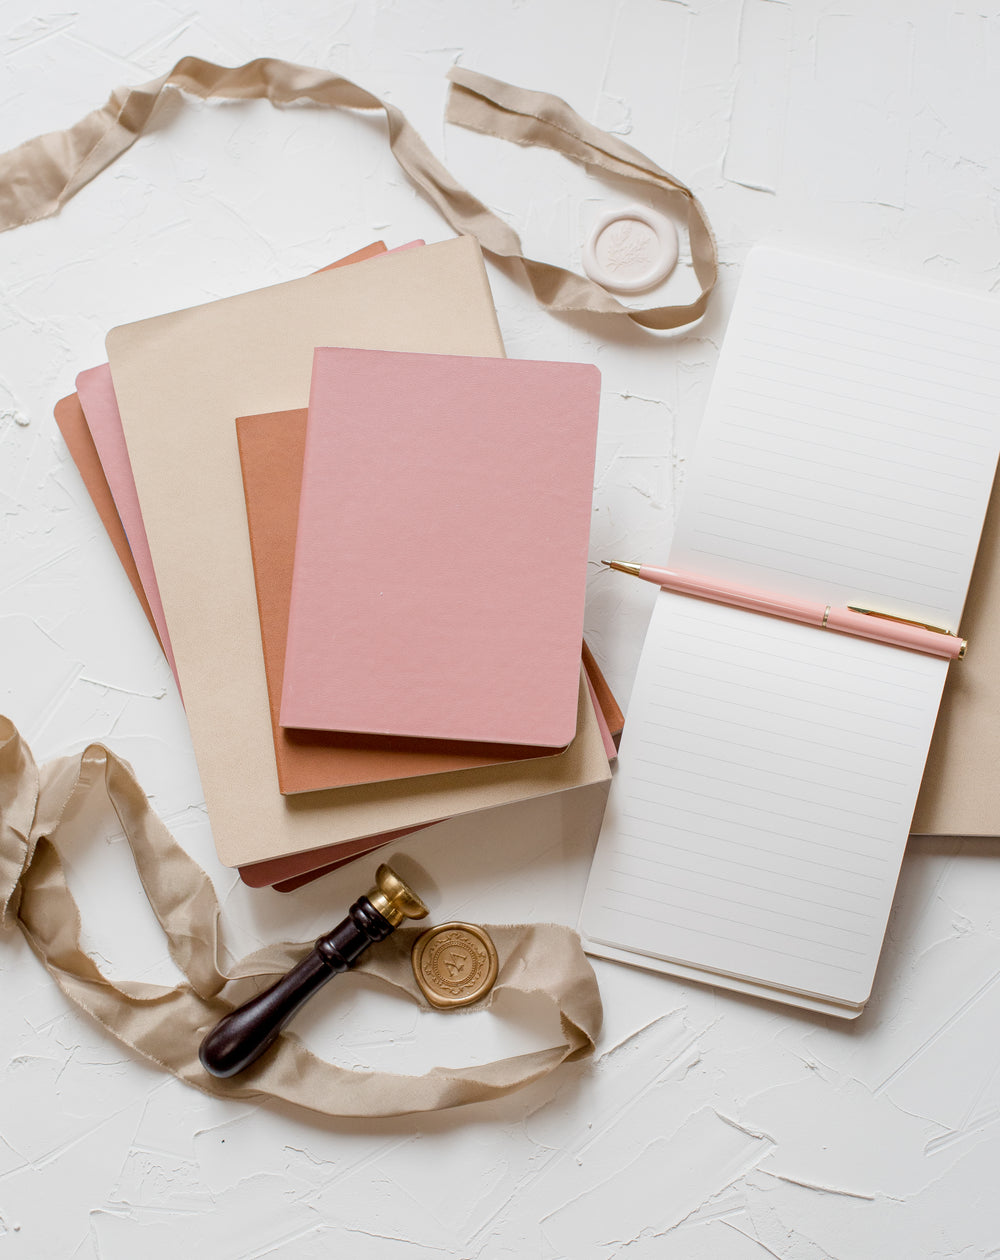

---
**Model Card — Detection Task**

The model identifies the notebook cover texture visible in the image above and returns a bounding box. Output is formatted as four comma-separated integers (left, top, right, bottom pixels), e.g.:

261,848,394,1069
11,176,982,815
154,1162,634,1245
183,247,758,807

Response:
237,407,564,792
280,348,601,748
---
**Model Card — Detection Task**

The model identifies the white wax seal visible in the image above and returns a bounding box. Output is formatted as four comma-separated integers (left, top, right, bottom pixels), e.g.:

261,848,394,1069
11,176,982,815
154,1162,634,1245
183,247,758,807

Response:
582,205,679,294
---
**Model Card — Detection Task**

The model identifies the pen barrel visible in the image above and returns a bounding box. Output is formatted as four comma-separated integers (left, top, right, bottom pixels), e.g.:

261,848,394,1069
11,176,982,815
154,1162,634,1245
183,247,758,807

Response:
824,607,963,659
640,566,820,626
198,896,394,1078
624,563,964,659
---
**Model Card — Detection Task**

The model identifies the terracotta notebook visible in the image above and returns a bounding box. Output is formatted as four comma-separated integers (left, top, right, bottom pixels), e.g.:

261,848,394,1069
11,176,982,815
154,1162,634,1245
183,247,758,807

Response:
281,349,601,748
106,237,612,867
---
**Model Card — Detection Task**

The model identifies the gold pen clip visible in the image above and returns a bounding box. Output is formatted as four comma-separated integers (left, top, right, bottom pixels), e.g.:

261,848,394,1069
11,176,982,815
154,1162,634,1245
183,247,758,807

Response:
847,606,967,657
848,606,954,635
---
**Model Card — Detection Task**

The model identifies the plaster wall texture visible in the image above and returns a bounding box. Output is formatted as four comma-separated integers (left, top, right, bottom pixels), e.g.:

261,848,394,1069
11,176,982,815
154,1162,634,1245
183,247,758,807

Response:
1,2,998,1256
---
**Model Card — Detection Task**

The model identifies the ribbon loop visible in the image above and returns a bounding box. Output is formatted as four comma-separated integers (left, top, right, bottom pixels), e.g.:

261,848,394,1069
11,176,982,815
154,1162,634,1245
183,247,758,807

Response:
0,717,602,1117
0,57,716,331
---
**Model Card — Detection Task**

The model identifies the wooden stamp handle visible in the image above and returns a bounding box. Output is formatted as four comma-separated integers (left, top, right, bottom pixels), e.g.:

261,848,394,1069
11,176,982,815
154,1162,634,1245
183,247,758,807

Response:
198,897,394,1078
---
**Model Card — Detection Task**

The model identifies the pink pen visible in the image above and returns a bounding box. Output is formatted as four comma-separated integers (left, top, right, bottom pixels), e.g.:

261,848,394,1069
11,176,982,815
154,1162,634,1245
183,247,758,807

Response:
602,561,967,661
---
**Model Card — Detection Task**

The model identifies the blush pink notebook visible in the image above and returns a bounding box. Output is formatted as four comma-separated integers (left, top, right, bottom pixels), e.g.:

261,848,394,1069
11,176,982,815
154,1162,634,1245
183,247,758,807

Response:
76,362,180,683
280,348,601,748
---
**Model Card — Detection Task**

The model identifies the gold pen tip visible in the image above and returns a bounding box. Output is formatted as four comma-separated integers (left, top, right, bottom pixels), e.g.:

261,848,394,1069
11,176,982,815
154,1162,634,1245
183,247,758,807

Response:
603,560,642,577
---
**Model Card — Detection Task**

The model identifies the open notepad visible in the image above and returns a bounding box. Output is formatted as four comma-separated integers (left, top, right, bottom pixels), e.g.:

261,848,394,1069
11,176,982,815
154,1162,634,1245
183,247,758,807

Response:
580,245,1000,1016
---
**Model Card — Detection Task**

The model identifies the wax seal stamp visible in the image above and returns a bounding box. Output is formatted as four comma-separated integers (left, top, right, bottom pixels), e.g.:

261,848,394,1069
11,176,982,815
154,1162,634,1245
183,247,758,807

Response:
198,863,428,1077
582,205,679,294
411,922,499,1009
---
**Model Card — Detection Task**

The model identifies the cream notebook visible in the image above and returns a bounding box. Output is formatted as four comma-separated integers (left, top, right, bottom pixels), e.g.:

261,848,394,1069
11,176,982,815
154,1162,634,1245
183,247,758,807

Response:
107,238,610,866
580,245,1000,1016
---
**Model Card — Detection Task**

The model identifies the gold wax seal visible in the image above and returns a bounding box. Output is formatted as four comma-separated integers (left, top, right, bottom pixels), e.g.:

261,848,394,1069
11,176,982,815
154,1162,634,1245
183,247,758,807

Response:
411,923,499,1009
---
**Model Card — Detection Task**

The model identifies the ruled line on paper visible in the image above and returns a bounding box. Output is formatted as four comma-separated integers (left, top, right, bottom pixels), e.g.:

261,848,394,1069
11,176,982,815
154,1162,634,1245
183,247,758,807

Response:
699,506,969,557
645,686,929,751
725,375,997,438
608,860,875,934
631,762,902,826
705,449,979,516
632,735,911,816
604,879,872,956
614,796,886,866
695,511,967,561
686,536,959,596
616,816,886,889
607,879,872,957
626,778,897,846
634,747,909,810
717,427,987,488
635,701,921,783
707,476,976,535
739,332,1000,404
688,528,960,587
755,275,1000,347
600,887,868,975
708,447,979,508
622,804,891,872
624,772,897,852
615,835,883,907
651,656,930,713
652,651,929,704
730,363,1000,425
648,675,928,730
715,426,986,491
642,717,911,777
715,397,993,458
643,706,918,758
754,278,1000,352
744,316,1000,380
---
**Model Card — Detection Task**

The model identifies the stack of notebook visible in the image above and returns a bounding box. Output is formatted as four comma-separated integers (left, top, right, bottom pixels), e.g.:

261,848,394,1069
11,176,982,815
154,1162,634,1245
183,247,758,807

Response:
55,237,617,889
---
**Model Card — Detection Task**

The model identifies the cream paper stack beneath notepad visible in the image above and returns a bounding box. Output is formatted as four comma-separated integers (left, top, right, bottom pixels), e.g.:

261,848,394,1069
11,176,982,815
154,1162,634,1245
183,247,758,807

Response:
580,245,1000,1017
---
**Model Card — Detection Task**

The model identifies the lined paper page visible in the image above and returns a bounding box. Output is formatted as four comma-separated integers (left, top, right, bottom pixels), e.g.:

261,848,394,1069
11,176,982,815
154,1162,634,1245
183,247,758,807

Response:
671,247,1000,629
581,592,946,1007
582,247,1000,1012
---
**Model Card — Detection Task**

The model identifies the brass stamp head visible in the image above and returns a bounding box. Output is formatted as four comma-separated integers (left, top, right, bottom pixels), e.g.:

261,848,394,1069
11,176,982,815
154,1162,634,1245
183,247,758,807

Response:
367,863,429,927
411,922,499,1009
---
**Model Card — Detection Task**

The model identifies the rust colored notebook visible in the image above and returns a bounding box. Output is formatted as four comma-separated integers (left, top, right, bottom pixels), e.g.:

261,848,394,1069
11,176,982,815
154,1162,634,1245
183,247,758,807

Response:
237,407,569,794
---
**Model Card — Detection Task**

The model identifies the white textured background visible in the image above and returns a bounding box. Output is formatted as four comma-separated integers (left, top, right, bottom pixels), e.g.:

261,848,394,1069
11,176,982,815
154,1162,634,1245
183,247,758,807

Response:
2,3,999,1257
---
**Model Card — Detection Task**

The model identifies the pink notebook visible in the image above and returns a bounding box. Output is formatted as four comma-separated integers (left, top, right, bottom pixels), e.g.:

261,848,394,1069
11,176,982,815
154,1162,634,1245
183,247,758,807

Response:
76,362,179,683
280,348,601,748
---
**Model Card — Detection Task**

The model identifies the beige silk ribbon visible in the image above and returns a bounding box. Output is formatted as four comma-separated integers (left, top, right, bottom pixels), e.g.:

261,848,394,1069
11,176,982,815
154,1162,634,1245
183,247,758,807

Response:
0,716,602,1117
0,56,716,331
